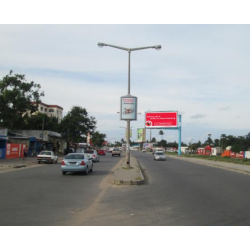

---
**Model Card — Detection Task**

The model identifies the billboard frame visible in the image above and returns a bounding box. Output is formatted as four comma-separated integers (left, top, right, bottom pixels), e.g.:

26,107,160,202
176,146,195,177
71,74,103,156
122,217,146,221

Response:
144,112,182,156
145,111,178,129
120,94,138,121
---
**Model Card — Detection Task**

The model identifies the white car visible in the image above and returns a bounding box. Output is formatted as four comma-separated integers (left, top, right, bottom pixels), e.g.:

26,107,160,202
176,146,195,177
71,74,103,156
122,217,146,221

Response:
37,151,58,164
154,152,166,161
84,149,100,162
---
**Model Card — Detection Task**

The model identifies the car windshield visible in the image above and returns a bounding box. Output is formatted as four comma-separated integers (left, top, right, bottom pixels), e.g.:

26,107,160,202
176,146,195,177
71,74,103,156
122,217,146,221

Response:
85,150,94,154
156,152,164,155
113,148,118,151
65,154,84,159
40,151,52,155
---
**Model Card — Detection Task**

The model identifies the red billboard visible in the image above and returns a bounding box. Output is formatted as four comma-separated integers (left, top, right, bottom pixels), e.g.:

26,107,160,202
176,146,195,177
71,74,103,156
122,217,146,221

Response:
6,143,26,159
145,111,178,128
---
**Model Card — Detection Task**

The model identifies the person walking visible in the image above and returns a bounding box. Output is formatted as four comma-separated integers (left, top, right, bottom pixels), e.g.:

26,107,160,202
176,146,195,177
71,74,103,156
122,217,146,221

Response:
23,146,28,160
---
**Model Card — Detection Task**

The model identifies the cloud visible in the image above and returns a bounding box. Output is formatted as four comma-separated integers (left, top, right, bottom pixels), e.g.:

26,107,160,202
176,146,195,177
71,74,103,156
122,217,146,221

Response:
190,114,206,119
218,106,231,111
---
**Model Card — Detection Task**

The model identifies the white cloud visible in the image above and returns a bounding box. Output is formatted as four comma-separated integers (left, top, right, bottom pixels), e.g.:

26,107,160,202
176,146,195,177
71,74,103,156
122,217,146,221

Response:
1,24,250,143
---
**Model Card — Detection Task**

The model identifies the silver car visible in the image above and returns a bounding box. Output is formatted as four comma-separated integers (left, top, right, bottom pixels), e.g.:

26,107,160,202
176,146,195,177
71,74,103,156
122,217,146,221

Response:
154,152,167,161
84,149,100,162
61,153,93,175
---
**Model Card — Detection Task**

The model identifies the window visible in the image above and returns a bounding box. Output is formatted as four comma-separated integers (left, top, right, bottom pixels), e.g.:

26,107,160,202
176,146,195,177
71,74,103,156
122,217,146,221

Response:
45,108,47,112
65,154,84,159
49,109,54,112
40,107,43,111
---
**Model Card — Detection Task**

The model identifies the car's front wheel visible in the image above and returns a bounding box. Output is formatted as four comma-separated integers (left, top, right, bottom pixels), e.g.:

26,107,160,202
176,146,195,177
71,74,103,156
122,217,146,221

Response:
62,171,66,175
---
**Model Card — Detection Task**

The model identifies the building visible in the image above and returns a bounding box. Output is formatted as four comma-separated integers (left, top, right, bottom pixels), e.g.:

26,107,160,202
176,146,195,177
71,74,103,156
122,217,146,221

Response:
16,130,66,154
31,102,63,122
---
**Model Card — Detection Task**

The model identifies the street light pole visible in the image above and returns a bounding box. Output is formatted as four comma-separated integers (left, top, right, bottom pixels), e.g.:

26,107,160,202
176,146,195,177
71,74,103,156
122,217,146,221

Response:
98,42,161,167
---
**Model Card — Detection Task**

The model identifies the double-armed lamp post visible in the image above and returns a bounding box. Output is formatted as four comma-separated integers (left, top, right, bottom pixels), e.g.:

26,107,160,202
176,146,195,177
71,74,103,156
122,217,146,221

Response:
98,42,161,167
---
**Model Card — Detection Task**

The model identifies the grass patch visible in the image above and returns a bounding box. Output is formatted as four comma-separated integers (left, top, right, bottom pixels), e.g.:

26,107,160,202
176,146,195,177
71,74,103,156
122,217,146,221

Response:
166,152,250,166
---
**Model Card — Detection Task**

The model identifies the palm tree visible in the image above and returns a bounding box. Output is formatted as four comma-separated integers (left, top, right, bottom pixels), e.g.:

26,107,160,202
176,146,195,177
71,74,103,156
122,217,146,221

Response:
159,130,164,141
220,134,226,150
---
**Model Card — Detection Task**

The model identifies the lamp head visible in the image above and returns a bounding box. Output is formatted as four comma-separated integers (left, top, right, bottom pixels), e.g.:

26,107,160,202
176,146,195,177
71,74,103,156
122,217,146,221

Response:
98,42,105,48
155,45,162,50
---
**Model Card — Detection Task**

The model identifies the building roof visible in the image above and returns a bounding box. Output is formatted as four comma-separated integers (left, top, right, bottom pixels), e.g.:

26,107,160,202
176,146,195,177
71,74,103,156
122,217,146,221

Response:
31,102,63,110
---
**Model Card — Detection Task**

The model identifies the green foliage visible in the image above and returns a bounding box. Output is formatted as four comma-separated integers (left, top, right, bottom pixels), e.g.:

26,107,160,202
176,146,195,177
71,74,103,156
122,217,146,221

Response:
0,70,44,130
151,137,156,143
91,131,106,148
203,135,214,146
24,113,60,132
59,106,96,147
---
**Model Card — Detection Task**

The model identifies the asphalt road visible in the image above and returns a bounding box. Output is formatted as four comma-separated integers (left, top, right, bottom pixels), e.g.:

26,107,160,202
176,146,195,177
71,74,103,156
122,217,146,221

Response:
0,153,121,226
1,151,250,226
78,151,250,226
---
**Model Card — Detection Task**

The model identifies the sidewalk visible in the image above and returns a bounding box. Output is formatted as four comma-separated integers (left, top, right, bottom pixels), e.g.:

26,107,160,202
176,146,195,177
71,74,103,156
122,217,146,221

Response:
109,154,144,185
0,156,63,173
167,154,250,175
0,157,38,172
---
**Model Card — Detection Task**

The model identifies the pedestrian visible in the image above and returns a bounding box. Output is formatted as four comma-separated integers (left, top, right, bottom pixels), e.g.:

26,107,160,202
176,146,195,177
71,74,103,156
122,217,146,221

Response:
23,146,28,160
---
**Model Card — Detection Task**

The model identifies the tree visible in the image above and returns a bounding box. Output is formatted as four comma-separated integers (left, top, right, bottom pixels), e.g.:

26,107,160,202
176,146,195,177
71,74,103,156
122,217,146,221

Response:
214,139,220,147
220,134,227,150
159,130,164,140
157,139,167,147
24,113,60,132
151,137,156,143
231,144,242,153
60,106,96,150
91,131,106,148
0,70,44,130
204,134,213,146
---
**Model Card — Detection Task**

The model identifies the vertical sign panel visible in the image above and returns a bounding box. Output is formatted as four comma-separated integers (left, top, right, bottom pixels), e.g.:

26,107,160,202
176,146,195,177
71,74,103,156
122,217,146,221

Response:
137,128,146,142
120,95,137,120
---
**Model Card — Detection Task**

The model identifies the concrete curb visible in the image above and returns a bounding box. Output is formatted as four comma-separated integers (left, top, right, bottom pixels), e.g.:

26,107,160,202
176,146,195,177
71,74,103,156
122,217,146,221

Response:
109,155,145,185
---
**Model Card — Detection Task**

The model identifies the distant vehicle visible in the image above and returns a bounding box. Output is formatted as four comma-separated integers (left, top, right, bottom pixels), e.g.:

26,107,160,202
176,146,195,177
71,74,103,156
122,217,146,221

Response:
61,153,93,175
84,149,100,162
112,148,121,157
108,147,114,153
154,151,166,161
152,148,164,155
97,149,106,156
37,151,58,164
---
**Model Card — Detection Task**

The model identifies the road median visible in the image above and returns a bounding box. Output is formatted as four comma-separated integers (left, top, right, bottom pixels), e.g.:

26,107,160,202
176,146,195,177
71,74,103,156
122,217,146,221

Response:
109,154,144,185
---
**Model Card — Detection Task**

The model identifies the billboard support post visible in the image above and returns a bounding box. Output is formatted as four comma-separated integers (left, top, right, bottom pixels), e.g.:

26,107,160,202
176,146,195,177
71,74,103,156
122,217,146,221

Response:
178,115,182,156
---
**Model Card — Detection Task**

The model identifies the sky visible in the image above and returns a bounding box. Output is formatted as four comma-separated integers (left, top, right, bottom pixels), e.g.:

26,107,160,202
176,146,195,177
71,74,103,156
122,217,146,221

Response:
1,24,250,144
1,2,250,145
